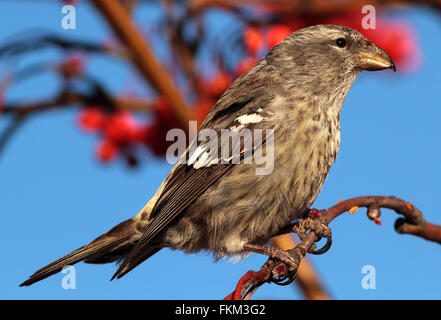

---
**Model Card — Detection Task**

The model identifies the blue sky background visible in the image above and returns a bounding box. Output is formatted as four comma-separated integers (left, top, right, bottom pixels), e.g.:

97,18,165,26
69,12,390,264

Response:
1,1,440,299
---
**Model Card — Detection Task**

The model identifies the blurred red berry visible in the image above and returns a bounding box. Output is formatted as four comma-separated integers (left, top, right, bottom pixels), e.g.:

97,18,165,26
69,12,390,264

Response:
61,53,85,78
367,22,420,71
285,21,305,32
96,139,118,163
103,111,138,143
195,98,214,123
140,96,189,156
144,122,170,156
155,96,180,126
235,56,257,76
207,72,231,98
133,124,149,143
244,26,264,56
266,25,292,48
78,107,105,132
156,97,186,131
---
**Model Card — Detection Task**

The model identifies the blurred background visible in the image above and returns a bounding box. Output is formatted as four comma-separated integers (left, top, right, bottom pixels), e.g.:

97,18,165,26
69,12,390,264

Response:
1,0,440,299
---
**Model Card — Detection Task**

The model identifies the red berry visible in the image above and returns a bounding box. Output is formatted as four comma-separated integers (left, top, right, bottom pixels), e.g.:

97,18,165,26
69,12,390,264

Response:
195,98,214,123
78,107,105,132
207,72,231,98
155,96,185,131
61,53,85,78
155,96,177,125
372,22,420,71
140,96,189,156
266,25,292,48
235,56,257,76
103,111,138,143
244,26,264,56
144,122,169,156
96,139,118,162
133,124,149,143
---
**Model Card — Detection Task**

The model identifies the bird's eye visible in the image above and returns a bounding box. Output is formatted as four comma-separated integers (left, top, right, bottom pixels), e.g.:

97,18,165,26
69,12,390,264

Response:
335,38,347,48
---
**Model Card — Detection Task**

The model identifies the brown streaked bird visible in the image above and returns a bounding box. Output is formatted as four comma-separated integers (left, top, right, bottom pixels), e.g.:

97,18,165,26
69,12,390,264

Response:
20,24,395,287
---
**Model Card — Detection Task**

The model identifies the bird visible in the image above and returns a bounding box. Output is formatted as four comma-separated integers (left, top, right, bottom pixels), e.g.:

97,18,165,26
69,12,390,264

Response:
20,24,395,287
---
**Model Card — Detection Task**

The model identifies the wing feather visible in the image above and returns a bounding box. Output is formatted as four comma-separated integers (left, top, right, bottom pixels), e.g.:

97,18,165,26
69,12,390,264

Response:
113,62,279,279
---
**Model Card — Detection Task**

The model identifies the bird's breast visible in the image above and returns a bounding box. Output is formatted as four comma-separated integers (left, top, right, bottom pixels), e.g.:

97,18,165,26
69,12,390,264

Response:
273,111,341,209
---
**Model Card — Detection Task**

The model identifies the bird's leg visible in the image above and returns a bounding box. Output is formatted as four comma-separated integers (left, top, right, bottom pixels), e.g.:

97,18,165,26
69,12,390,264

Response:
291,208,332,255
226,242,308,299
239,209,332,289
270,208,333,254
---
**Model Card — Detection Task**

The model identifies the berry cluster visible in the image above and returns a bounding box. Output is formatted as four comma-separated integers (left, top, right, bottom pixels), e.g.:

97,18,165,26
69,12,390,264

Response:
78,97,186,165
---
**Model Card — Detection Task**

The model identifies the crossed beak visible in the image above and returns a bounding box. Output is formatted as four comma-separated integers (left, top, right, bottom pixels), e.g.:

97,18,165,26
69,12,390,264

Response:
355,41,396,72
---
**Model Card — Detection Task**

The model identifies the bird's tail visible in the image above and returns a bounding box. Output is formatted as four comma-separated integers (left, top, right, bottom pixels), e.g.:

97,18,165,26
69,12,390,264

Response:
19,218,156,287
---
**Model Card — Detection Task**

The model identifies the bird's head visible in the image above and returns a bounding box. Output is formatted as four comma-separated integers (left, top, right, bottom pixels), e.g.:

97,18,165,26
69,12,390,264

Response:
267,24,395,99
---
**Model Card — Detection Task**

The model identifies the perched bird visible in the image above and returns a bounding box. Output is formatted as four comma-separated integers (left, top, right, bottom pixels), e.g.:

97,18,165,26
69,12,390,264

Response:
21,24,395,286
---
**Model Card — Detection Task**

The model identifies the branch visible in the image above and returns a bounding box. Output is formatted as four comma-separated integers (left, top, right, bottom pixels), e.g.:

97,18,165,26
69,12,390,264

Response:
0,90,154,154
0,34,117,59
91,0,195,126
325,196,440,244
2,92,155,117
226,195,441,300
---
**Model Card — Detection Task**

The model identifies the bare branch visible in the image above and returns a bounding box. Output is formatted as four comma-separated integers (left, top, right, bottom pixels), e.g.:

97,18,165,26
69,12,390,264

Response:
226,195,441,300
91,0,195,125
0,90,154,154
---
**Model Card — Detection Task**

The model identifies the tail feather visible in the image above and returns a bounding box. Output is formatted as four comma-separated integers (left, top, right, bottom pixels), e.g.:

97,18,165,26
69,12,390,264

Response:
110,247,161,280
20,236,131,287
20,218,143,287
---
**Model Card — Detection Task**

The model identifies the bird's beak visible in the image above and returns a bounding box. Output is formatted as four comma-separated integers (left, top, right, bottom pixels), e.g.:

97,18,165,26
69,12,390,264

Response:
355,41,396,72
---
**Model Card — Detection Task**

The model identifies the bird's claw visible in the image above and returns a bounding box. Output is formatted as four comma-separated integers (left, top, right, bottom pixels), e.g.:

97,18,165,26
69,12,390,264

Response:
267,246,305,286
292,209,332,255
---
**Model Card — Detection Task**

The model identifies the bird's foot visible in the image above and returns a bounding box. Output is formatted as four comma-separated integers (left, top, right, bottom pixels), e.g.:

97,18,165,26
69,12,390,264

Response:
267,246,306,285
242,243,306,286
292,208,332,255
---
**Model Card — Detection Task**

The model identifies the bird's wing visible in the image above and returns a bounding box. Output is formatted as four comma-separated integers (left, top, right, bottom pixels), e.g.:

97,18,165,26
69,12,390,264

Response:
112,63,280,279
